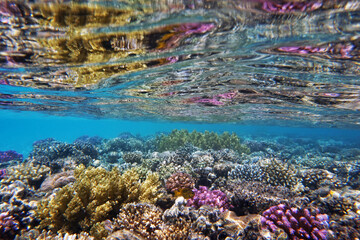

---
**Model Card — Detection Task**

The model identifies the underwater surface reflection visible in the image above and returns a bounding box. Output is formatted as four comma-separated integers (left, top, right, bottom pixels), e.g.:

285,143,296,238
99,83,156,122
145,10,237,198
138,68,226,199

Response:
0,0,359,126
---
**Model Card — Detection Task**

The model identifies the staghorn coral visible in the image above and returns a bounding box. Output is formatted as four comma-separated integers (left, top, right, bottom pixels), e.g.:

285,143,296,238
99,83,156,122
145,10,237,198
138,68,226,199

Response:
187,186,232,212
36,165,162,237
2,163,50,189
261,204,329,240
165,172,195,193
261,158,299,189
107,203,191,240
156,130,250,154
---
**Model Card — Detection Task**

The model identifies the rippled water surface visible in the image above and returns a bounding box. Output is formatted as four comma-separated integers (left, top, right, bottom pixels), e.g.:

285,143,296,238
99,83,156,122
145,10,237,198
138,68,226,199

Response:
1,0,360,126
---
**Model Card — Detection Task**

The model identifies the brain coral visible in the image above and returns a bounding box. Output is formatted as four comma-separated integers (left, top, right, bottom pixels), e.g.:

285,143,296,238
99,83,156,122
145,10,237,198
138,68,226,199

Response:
36,165,162,237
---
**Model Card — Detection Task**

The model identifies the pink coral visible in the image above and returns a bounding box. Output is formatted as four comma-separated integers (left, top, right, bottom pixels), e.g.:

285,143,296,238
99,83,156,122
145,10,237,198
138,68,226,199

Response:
186,186,232,212
261,204,329,240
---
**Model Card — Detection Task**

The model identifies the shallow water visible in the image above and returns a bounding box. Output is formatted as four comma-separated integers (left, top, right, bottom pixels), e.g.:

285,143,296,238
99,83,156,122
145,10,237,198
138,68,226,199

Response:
0,1,360,240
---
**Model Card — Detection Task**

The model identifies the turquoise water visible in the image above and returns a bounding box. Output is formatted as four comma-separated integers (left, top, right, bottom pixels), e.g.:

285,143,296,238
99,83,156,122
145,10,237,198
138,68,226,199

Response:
1,1,360,239
1,110,359,157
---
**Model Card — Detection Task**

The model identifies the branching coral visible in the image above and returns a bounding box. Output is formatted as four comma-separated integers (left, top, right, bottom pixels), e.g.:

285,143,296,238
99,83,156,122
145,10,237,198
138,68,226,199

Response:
156,129,250,153
261,204,329,240
2,163,50,189
36,165,162,236
106,203,191,240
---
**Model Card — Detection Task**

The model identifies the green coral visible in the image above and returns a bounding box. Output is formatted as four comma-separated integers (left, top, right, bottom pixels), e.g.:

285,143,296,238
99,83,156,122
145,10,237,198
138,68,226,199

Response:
155,130,250,153
36,165,162,237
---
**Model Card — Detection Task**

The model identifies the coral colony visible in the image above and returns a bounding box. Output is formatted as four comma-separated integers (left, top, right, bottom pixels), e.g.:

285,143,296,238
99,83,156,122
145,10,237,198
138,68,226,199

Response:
187,186,232,212
0,151,23,163
261,204,329,240
0,130,359,239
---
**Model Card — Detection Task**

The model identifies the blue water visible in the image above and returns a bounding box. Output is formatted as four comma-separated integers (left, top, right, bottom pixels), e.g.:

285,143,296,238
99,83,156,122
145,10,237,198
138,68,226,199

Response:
1,110,359,157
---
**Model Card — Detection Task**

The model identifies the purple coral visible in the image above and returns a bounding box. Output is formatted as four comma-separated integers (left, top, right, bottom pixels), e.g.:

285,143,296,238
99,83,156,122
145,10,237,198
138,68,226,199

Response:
0,150,23,163
0,212,19,240
187,186,232,212
261,204,329,240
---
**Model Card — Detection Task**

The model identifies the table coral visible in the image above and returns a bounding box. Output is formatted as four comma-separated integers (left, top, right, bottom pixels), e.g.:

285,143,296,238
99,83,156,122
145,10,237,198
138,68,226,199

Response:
261,204,329,240
36,165,162,237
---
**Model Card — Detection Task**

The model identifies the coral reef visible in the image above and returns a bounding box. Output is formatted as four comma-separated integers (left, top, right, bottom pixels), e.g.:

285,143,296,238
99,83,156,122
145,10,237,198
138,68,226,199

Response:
16,229,94,240
301,168,343,190
106,202,191,239
165,172,195,193
28,139,98,172
156,129,250,153
261,158,299,189
36,165,162,235
0,169,6,179
2,163,50,189
224,180,300,216
261,204,329,240
229,164,264,182
0,211,20,240
0,151,23,163
122,151,143,164
187,186,232,212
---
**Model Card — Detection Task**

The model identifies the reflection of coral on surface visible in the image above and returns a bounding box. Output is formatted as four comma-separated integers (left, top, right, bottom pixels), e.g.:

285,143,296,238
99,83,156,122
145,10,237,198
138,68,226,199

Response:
261,203,329,240
187,186,232,212
260,0,322,13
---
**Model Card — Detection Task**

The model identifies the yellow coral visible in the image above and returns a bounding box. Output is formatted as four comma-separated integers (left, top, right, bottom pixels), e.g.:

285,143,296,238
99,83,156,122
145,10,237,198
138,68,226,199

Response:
36,165,162,237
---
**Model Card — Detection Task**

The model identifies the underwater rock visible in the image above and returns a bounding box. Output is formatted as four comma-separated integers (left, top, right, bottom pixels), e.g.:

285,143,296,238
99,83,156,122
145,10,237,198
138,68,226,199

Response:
39,171,75,192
